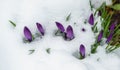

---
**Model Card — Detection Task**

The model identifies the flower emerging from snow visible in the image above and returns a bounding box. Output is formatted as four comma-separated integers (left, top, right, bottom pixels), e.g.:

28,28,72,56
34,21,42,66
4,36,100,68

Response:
24,26,33,42
55,22,65,33
88,13,94,25
66,25,74,40
36,22,45,36
97,30,103,42
55,22,74,40
79,44,85,59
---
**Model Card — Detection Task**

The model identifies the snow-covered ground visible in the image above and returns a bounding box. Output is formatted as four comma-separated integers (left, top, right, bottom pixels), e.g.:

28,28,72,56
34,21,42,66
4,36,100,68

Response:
0,0,120,70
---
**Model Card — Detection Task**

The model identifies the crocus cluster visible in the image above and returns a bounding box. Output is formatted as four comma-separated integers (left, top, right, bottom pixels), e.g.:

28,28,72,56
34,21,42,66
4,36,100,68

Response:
79,44,85,59
24,22,44,42
55,22,74,40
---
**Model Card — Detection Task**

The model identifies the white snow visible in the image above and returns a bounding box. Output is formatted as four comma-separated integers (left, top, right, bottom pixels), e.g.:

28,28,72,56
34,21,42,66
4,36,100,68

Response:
0,0,120,70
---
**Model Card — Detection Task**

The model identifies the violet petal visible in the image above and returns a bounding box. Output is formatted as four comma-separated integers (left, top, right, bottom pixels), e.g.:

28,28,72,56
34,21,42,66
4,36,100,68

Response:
109,20,117,31
106,33,113,43
97,30,103,42
88,13,94,25
55,22,65,33
36,22,45,36
24,26,33,42
79,44,85,58
66,25,74,40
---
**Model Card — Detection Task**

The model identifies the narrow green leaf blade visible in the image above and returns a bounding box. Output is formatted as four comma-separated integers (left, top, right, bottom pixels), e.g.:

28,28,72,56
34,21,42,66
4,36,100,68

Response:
66,13,71,21
111,4,120,10
9,20,16,27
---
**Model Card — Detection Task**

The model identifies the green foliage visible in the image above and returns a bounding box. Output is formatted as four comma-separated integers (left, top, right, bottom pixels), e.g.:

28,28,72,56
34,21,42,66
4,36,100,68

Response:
111,4,120,10
9,20,16,27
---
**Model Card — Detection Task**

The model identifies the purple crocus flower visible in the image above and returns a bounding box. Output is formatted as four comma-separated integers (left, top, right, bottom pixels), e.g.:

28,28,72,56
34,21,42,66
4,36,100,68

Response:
97,30,103,42
36,22,45,36
109,20,117,31
88,13,94,25
66,25,74,40
106,33,113,43
79,44,85,59
55,22,65,33
24,26,33,42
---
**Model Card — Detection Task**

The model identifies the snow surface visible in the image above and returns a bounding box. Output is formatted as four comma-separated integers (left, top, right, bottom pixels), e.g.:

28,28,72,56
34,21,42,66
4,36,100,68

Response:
0,0,120,70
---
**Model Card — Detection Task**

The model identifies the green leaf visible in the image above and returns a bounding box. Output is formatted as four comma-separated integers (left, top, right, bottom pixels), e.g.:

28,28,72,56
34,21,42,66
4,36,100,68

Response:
66,13,71,21
9,20,16,27
111,4,120,10
92,22,98,33
89,0,93,11
91,43,99,54
94,2,106,16
46,48,51,54
29,49,35,54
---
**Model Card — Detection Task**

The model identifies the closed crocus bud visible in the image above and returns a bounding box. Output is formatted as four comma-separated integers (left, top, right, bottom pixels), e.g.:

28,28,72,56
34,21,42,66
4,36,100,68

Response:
55,22,65,33
24,26,33,42
79,44,85,59
97,30,103,42
106,33,113,43
88,13,94,25
109,20,117,31
36,22,45,36
66,25,74,40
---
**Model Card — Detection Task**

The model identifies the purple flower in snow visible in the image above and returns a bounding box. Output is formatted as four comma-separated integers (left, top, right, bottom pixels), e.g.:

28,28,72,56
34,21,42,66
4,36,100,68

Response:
79,44,85,59
24,26,33,42
109,20,117,31
106,33,113,43
66,25,74,40
88,13,94,25
97,30,103,42
55,22,65,33
36,22,45,36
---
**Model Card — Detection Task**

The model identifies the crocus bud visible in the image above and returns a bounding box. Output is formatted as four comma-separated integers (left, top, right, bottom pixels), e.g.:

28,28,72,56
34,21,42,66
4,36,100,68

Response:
24,26,33,42
55,22,65,33
66,25,74,40
88,13,94,25
36,22,45,36
109,20,117,31
106,33,113,43
97,30,103,42
79,44,85,59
